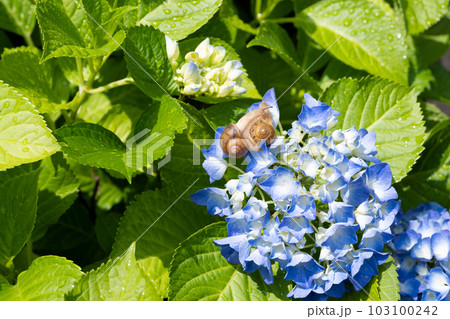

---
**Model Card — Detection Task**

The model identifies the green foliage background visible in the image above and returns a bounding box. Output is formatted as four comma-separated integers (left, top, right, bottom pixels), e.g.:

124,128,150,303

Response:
0,0,448,301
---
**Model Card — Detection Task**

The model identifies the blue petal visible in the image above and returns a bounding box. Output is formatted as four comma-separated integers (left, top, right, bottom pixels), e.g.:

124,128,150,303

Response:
247,88,279,128
190,188,232,217
341,176,369,206
214,235,251,267
431,230,450,261
202,149,228,183
287,194,316,220
350,249,389,291
363,163,398,202
351,129,380,163
298,152,321,178
244,249,274,284
328,201,356,223
245,142,277,175
259,166,300,202
321,223,359,251
425,267,450,300
287,284,313,299
285,252,324,285
298,103,331,133
360,228,394,252
411,237,433,261
393,229,420,252
279,216,314,243
399,278,423,300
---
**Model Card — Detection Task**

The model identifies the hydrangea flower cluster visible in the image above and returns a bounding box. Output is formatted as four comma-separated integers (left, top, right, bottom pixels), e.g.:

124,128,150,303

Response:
165,37,247,97
191,89,401,300
390,202,450,301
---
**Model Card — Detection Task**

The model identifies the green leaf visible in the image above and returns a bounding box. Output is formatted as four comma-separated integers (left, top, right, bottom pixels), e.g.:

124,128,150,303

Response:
82,0,135,48
111,187,218,266
320,77,426,182
401,0,448,35
320,58,368,90
160,103,215,194
114,0,164,27
77,92,145,142
0,47,72,113
179,37,261,101
420,102,448,130
140,0,223,41
377,256,400,301
0,30,12,55
36,0,84,62
239,48,310,123
248,21,321,94
0,0,36,39
424,63,450,104
414,15,450,65
397,118,450,210
54,123,134,182
0,167,39,269
133,96,188,166
32,153,79,242
33,201,106,268
123,25,178,100
0,81,60,170
95,211,122,253
219,0,257,34
202,100,250,131
298,0,409,84
138,256,170,299
0,256,82,300
69,243,161,300
0,273,8,285
169,222,290,300
37,0,126,62
336,276,381,301
43,31,126,62
336,255,399,301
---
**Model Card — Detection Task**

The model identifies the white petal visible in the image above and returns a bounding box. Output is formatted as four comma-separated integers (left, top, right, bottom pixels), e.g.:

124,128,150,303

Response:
210,46,226,65
217,81,235,97
182,83,202,95
165,35,179,61
182,61,201,83
195,38,214,62
227,69,244,81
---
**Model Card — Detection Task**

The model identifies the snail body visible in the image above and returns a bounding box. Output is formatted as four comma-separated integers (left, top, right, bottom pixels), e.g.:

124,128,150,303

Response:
220,102,276,158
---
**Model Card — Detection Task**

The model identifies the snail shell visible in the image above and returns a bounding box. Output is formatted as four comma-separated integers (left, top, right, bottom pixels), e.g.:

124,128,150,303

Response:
220,102,276,158
220,124,248,158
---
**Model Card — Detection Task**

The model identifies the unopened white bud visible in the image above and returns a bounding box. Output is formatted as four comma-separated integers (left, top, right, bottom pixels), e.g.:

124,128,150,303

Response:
185,51,199,62
195,38,214,63
227,69,244,81
210,46,226,65
183,83,202,95
231,86,247,96
165,36,179,62
218,80,235,97
182,61,200,84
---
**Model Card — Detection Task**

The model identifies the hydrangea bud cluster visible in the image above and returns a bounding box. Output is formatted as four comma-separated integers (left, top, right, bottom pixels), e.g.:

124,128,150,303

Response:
191,89,401,300
165,37,247,97
390,203,450,301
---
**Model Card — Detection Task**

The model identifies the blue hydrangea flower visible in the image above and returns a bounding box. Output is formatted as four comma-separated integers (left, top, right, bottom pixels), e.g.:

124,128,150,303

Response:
191,89,400,299
390,202,450,301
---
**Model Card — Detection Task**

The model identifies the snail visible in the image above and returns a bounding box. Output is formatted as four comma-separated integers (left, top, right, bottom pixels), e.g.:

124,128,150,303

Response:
220,102,276,158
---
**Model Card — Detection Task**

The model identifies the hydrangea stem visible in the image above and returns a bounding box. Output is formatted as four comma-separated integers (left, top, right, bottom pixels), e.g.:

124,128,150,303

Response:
84,77,134,94
228,164,246,175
